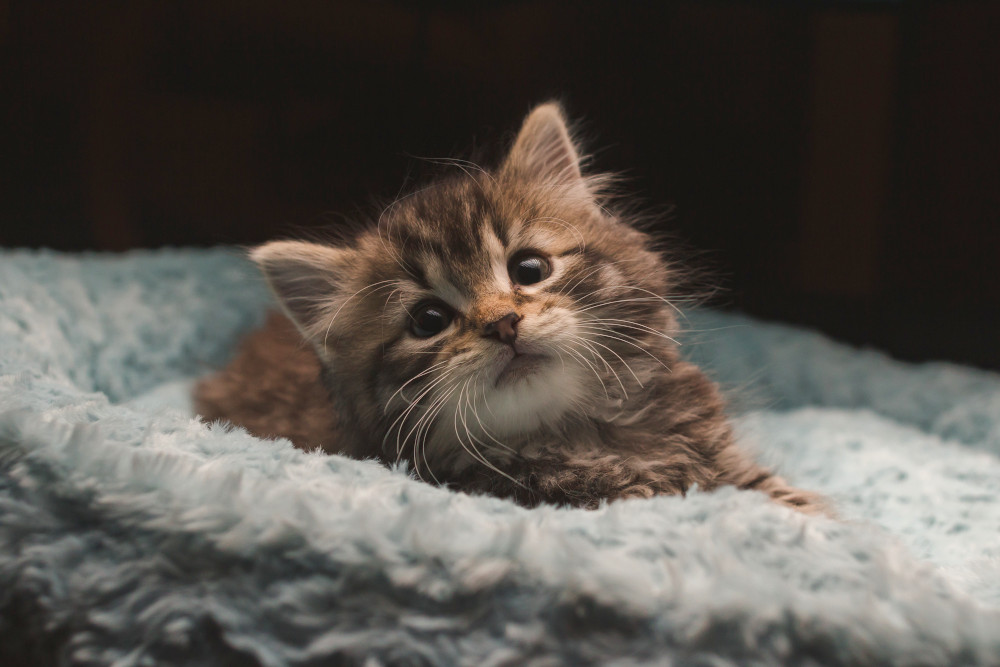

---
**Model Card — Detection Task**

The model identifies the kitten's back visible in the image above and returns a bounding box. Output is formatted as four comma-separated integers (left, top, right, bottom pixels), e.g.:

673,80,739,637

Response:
194,312,339,451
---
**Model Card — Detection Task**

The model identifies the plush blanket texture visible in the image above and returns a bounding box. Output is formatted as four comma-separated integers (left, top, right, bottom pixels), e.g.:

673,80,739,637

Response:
1,248,998,666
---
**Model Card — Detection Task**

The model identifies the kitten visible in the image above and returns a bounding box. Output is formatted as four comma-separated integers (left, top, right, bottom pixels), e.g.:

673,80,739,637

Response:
195,102,827,514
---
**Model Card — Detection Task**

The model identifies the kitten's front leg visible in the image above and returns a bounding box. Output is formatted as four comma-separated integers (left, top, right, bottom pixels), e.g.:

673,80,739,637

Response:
736,470,833,516
452,451,832,516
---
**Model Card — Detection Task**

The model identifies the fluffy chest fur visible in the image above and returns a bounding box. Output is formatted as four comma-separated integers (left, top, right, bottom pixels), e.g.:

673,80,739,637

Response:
195,103,827,514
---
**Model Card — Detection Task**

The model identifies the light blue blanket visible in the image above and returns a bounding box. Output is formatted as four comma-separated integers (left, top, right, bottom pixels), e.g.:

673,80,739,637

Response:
1,248,998,665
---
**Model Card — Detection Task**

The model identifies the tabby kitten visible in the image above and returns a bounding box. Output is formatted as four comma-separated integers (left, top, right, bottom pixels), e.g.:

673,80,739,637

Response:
195,103,826,514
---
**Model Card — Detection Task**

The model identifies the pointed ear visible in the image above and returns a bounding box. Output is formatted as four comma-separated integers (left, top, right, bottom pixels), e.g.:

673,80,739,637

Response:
250,240,351,340
502,102,583,185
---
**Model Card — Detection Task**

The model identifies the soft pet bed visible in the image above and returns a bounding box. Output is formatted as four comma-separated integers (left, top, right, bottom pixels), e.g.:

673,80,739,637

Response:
1,248,998,666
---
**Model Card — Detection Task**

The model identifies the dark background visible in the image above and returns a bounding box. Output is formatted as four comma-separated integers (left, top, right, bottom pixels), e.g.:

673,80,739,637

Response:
3,1,999,369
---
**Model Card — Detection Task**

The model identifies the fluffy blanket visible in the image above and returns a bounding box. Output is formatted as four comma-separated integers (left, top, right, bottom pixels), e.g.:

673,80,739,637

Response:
1,248,998,666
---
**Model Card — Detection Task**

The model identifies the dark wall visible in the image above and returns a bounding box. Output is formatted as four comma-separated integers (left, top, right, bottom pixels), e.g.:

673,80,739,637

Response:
2,1,999,369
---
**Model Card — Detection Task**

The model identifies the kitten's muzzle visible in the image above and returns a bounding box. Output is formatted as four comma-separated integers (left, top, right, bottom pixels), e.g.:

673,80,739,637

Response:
482,311,521,347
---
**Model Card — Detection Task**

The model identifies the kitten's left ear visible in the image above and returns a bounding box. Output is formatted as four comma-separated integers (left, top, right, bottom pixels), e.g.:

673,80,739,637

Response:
502,102,584,186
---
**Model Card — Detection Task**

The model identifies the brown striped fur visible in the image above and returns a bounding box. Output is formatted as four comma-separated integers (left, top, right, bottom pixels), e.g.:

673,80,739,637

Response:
194,103,828,514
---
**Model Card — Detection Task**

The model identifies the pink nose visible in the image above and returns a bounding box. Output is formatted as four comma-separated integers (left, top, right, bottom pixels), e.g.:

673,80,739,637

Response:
483,312,521,346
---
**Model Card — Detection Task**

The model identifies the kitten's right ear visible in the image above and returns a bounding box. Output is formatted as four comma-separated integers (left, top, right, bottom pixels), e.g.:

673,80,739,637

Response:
251,240,350,340
502,102,584,186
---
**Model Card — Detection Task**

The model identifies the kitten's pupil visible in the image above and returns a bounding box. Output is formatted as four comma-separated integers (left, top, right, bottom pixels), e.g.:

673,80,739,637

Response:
411,303,451,337
510,255,549,286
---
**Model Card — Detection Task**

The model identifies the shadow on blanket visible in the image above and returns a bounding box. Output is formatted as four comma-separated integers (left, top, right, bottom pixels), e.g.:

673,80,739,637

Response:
1,248,999,665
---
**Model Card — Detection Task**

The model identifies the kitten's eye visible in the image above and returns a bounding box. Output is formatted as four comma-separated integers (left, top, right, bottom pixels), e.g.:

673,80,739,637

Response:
509,254,550,286
410,303,452,338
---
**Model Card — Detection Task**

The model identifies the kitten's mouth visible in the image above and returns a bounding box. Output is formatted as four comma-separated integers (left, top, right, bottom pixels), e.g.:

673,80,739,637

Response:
495,351,549,387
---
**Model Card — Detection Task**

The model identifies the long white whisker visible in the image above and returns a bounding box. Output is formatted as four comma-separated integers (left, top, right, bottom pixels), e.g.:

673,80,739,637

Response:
378,287,405,348
584,317,680,345
322,280,401,347
578,296,669,313
462,376,516,456
576,335,643,387
557,258,649,298
413,381,460,485
568,335,628,398
388,372,455,455
448,379,492,473
456,378,524,487
416,156,489,197
478,372,498,420
387,368,457,458
413,155,499,188
578,284,684,318
552,346,569,374
376,185,432,276
401,375,459,475
384,359,451,411
576,325,673,371
411,387,450,458
558,261,617,298
454,378,492,469
558,342,610,400
396,369,456,432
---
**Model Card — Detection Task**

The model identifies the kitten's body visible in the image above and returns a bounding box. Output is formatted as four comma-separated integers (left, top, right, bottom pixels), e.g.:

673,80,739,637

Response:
195,103,826,513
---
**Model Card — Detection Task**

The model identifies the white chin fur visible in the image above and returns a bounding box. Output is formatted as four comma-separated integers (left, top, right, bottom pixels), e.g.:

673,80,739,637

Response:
482,357,586,437
420,357,587,472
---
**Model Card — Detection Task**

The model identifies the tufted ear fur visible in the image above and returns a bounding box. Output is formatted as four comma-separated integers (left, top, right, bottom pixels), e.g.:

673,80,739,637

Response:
502,102,585,187
251,241,352,346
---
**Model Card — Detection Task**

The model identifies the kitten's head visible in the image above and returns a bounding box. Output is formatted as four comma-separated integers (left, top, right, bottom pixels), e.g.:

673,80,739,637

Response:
253,103,680,475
